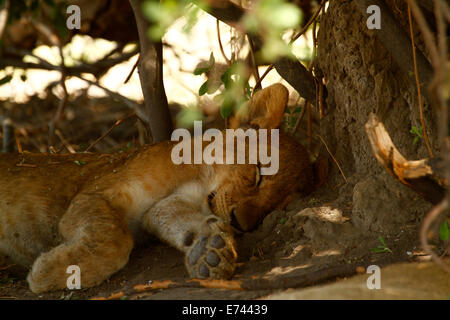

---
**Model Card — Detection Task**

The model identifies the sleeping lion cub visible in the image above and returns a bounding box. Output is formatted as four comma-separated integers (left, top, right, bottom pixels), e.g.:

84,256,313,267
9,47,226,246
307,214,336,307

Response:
0,84,313,293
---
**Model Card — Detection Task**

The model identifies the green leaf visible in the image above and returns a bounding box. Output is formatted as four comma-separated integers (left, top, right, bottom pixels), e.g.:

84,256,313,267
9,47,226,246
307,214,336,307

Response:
199,81,209,96
209,52,215,67
220,96,234,119
74,160,87,166
370,236,392,253
440,220,449,241
193,67,210,75
0,74,12,86
269,3,302,29
293,106,302,114
410,125,422,137
221,68,232,90
288,116,296,127
176,106,204,128
244,82,252,100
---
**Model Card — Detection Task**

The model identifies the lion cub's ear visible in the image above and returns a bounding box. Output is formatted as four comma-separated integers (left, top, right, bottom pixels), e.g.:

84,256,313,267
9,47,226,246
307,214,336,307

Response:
227,83,289,130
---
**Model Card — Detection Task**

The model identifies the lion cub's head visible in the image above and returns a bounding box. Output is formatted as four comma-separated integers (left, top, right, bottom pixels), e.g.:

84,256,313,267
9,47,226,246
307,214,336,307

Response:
208,83,314,232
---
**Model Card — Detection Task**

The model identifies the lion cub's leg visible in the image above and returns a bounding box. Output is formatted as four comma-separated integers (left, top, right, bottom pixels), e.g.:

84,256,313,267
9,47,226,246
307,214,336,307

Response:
143,194,237,279
27,195,133,293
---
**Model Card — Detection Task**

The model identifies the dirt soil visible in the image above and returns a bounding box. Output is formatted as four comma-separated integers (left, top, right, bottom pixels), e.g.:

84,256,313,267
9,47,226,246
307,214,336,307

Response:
0,186,435,300
0,178,436,300
0,94,444,300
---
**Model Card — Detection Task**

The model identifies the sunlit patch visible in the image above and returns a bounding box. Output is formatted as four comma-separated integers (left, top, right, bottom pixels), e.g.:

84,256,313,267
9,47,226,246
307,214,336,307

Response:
295,206,350,224
281,244,304,260
265,264,312,277
312,249,342,257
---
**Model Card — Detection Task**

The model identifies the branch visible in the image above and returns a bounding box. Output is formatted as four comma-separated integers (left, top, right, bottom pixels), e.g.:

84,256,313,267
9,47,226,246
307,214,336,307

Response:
365,113,446,204
91,262,366,300
273,57,317,104
192,0,319,105
0,47,139,78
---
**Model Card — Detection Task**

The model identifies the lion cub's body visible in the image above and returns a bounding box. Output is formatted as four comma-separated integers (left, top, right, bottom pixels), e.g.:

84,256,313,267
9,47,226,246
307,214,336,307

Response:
0,84,314,293
0,143,209,264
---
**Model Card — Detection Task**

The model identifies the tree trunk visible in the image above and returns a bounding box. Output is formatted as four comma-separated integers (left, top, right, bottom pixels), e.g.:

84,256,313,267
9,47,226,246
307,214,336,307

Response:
315,0,437,233
129,0,173,143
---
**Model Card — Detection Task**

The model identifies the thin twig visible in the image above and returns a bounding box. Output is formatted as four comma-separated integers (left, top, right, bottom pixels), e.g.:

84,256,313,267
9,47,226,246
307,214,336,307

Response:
217,19,231,65
316,134,348,184
252,0,327,92
14,129,22,154
420,198,450,273
55,129,75,154
124,54,140,84
407,4,434,158
79,77,149,129
247,35,261,91
290,0,327,44
85,114,138,152
292,99,307,135
252,65,274,92
406,0,440,68
1,46,139,78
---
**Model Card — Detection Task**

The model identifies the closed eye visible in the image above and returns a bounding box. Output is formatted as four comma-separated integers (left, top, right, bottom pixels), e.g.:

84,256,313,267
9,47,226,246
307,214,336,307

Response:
207,191,216,209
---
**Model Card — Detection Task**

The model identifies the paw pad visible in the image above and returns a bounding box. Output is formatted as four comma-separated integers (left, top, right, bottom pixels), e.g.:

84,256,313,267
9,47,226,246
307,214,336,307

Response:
186,232,236,279
206,251,220,267
210,235,225,249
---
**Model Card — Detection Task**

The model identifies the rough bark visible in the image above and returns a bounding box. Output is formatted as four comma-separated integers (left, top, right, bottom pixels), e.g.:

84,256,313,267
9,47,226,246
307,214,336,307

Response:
316,0,434,233
353,0,433,101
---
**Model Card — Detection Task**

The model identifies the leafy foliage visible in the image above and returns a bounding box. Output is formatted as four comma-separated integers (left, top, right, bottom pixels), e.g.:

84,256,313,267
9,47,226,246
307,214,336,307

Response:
285,106,302,130
194,54,252,120
176,106,204,128
370,236,393,253
410,125,423,145
143,0,205,40
243,0,303,60
143,0,305,124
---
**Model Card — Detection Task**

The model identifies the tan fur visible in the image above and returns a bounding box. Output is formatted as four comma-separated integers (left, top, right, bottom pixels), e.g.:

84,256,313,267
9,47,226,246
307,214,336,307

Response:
0,84,313,293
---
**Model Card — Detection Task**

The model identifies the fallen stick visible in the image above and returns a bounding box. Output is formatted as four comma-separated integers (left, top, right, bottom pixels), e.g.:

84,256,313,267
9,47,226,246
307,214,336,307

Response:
91,263,369,300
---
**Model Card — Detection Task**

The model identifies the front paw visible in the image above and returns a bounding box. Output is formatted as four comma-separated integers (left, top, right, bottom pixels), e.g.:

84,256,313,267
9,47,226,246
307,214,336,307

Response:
184,219,237,279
